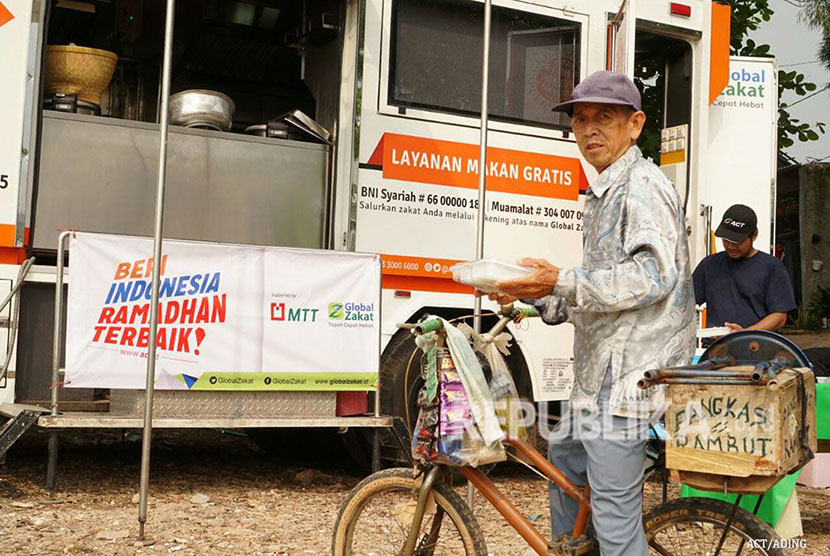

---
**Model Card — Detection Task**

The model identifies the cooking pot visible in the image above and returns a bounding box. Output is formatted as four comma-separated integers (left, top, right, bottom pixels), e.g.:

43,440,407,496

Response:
169,90,235,131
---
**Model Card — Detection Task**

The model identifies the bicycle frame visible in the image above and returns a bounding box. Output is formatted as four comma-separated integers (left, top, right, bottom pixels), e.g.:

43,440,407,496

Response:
461,437,592,555
401,436,592,556
396,308,781,556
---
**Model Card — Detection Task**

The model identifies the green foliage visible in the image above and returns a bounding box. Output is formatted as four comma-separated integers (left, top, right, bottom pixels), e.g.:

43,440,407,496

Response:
727,0,773,52
723,0,825,152
790,284,830,330
809,284,830,320
778,71,827,148
633,53,665,162
795,0,830,69
791,305,821,330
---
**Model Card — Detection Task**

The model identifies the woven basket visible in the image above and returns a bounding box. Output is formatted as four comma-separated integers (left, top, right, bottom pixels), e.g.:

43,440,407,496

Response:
44,45,118,105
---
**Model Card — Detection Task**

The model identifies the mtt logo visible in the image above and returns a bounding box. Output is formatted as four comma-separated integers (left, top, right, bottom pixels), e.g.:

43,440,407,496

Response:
270,303,319,322
328,302,375,321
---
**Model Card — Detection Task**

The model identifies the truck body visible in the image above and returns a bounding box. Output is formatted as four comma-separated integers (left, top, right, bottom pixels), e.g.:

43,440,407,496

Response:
0,0,777,444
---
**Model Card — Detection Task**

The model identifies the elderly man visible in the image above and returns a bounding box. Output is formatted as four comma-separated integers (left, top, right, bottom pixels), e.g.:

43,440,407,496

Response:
490,71,695,555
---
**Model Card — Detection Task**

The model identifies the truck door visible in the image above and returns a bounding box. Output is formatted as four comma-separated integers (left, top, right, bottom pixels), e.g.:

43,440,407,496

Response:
631,3,734,269
634,24,694,215
607,0,636,76
608,1,695,221
0,0,38,256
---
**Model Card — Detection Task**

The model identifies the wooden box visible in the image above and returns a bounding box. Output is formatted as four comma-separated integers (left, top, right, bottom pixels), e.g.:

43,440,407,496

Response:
665,367,818,494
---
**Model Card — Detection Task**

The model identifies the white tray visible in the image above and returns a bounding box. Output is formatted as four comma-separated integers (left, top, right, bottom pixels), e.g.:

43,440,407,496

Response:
696,326,731,338
450,259,531,294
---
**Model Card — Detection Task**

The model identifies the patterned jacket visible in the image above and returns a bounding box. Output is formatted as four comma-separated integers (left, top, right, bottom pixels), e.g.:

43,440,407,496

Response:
530,146,695,417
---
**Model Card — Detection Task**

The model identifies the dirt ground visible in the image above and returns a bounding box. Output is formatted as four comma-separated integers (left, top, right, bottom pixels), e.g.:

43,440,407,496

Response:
0,330,826,555
0,429,827,555
782,328,830,350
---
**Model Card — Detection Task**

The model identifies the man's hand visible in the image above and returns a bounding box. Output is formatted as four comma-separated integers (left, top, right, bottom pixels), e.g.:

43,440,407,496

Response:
495,258,560,301
724,322,743,333
474,290,517,305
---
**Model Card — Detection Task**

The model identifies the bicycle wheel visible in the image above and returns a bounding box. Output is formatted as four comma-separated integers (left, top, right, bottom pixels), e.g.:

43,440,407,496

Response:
644,497,788,556
332,467,488,556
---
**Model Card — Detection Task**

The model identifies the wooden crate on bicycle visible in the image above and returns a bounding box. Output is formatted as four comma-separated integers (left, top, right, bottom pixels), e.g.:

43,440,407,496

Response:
663,367,817,494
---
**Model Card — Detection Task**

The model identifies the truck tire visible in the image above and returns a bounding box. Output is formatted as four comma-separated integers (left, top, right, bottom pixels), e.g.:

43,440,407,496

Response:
377,312,536,467
379,327,423,445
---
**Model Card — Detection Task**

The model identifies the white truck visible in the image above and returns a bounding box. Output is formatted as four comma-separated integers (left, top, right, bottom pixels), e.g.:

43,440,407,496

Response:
0,0,777,469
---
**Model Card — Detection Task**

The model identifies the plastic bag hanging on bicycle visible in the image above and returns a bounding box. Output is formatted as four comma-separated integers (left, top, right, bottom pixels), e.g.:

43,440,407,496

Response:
411,317,505,467
483,341,528,441
455,321,529,442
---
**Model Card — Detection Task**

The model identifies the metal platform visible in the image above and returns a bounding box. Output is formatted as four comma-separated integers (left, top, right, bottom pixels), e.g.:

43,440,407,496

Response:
1,403,391,430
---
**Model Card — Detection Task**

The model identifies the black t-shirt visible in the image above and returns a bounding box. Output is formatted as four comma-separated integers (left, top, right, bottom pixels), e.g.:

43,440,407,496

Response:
692,251,797,328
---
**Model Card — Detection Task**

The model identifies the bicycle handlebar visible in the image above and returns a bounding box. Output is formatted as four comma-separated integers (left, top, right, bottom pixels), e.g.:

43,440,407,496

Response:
516,306,539,319
395,318,443,335
394,304,540,336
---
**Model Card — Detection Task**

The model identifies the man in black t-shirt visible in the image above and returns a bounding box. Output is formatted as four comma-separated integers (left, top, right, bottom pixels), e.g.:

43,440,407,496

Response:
693,204,796,332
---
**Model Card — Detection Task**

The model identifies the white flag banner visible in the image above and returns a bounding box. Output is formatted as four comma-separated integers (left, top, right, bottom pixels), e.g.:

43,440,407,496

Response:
65,233,380,391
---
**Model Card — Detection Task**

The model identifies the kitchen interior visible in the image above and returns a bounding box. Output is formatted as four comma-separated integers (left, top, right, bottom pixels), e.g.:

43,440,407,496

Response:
16,0,345,406
34,0,342,254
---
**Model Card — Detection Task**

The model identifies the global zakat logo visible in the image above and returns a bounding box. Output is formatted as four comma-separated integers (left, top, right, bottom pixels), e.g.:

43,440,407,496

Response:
724,218,746,228
328,302,344,320
270,302,319,322
722,67,766,98
328,302,375,322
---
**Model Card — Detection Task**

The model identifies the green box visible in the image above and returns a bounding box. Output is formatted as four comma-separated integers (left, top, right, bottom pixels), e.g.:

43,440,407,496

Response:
817,382,830,440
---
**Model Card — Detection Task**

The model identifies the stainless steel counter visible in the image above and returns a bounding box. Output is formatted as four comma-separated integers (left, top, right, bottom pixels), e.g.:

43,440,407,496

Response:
34,112,329,250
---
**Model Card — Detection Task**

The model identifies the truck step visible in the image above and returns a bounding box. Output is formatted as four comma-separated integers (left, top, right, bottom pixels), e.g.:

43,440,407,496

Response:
0,408,46,459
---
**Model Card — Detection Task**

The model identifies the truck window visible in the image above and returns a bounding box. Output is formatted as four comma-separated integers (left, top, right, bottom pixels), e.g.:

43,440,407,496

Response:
389,0,580,129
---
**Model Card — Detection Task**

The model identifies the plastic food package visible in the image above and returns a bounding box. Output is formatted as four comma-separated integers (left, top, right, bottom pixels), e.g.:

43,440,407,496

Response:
450,259,531,294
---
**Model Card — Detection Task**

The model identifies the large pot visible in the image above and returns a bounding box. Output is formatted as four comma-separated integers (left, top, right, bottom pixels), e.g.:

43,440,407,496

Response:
44,45,118,106
169,90,235,131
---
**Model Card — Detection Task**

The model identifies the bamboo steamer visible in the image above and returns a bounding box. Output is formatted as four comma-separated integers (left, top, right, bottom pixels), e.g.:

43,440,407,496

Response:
44,45,118,105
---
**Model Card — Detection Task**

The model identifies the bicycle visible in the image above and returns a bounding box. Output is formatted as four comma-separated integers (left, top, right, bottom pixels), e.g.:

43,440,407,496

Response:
331,305,788,555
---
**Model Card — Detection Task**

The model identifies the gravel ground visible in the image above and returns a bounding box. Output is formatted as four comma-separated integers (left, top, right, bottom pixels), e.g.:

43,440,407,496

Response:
783,328,830,350
0,429,827,555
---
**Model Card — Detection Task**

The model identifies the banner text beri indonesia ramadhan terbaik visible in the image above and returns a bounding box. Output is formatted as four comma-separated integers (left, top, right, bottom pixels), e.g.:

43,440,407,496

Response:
93,255,225,355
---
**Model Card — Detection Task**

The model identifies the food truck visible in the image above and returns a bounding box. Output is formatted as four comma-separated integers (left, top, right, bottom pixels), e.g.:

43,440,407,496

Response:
0,0,777,470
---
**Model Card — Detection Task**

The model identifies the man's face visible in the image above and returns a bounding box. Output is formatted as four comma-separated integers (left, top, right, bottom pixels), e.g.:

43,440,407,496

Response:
571,103,646,173
722,229,757,259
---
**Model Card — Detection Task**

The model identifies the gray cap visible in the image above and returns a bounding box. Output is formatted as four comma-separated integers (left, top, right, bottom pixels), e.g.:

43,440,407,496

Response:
553,70,642,115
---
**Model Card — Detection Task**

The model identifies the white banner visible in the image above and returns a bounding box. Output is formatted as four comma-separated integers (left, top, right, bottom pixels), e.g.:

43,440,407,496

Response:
65,233,380,390
707,57,777,254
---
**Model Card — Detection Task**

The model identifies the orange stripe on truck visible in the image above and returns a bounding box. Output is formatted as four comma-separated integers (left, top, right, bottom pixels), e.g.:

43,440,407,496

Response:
380,255,473,293
382,275,474,294
376,133,585,201
0,225,30,264
709,3,731,104
380,254,462,279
